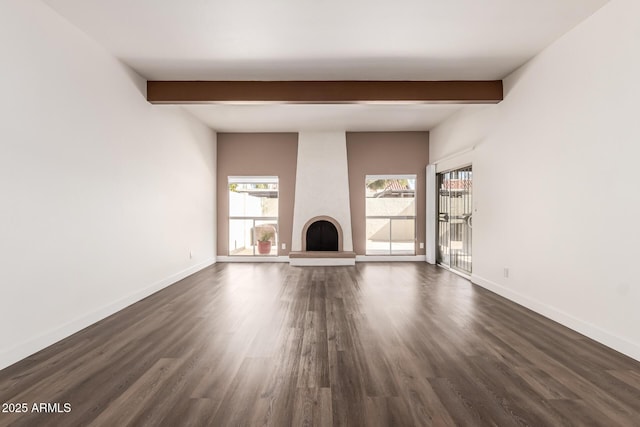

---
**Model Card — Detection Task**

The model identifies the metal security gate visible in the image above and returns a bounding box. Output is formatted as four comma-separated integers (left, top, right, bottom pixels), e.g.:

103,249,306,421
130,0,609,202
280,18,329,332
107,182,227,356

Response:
437,166,472,273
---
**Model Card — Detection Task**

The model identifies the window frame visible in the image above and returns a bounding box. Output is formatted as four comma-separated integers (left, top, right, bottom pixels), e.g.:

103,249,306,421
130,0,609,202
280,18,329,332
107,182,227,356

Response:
365,174,417,256
228,176,279,257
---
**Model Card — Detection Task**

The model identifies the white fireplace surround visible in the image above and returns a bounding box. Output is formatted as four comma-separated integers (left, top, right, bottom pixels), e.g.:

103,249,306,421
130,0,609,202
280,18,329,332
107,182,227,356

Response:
291,132,354,252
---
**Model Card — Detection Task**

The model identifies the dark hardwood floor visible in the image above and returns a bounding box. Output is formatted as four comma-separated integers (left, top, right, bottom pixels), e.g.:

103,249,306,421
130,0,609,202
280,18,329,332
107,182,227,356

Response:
1,263,639,426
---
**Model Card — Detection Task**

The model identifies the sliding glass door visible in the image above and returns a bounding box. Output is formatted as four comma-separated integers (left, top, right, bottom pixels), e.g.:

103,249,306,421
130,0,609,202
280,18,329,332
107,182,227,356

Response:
365,175,417,255
437,166,472,273
228,176,278,256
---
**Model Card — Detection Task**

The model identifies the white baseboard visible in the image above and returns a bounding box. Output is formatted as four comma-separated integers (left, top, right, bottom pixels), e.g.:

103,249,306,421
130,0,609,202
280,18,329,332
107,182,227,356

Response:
471,274,640,362
290,258,356,266
0,258,216,371
217,255,290,263
217,255,427,264
356,255,427,262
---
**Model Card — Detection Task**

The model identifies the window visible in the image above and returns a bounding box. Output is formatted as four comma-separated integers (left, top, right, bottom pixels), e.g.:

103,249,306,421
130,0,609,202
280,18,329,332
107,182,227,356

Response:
365,175,416,255
228,176,278,256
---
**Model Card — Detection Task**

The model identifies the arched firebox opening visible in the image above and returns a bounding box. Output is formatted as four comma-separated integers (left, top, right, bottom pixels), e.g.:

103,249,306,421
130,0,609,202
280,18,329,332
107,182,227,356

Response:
301,215,343,252
306,220,338,251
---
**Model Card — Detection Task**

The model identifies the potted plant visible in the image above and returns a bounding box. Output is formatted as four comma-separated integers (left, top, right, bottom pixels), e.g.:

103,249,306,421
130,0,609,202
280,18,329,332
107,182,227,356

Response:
257,230,274,255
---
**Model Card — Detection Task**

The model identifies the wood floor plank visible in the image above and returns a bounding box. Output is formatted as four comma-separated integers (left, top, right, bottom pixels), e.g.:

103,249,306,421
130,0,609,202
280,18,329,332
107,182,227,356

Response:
387,354,457,426
208,357,274,426
606,369,640,391
88,357,182,427
291,387,333,427
1,262,640,426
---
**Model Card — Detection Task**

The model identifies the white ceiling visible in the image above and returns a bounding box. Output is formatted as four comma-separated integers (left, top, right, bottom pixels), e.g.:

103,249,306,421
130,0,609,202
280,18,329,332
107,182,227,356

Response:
44,0,608,131
184,104,474,132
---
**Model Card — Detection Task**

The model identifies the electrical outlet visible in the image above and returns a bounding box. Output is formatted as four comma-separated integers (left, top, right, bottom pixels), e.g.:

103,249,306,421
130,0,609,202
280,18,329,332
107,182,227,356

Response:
281,243,286,250
504,268,509,278
419,242,424,249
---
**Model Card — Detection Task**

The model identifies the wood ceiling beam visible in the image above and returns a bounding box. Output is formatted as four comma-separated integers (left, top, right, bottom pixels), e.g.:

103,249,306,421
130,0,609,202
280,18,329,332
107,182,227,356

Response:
146,80,503,104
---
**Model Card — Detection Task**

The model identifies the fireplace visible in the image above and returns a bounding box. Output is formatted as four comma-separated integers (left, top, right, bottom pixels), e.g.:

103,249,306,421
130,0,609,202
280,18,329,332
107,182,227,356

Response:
289,132,355,265
290,214,354,265
303,216,342,251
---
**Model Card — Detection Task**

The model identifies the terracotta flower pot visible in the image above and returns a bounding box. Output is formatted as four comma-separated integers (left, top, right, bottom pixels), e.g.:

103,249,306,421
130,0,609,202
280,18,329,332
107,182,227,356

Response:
257,240,272,255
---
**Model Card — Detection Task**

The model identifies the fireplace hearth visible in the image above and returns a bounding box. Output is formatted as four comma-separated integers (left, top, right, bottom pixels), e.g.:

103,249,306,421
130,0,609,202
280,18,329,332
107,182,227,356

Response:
289,214,355,265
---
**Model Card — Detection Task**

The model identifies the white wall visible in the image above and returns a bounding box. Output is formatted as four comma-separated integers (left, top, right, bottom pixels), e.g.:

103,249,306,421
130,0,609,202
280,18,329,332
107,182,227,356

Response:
0,0,217,369
291,132,354,251
430,0,640,360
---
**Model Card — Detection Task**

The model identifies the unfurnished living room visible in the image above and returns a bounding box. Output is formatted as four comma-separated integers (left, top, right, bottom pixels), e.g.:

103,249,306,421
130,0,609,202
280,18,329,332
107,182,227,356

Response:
1,0,640,425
